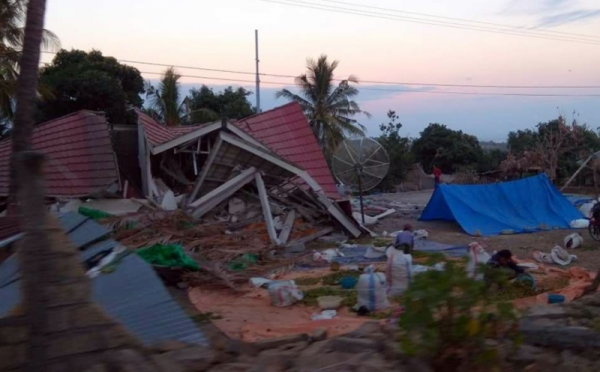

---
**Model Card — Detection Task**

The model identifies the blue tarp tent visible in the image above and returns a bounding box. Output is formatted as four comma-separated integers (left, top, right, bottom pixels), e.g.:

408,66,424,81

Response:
419,174,583,236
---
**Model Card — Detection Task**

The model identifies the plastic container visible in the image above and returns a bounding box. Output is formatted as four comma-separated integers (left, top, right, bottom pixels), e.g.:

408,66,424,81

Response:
548,294,565,304
317,296,343,310
339,276,357,289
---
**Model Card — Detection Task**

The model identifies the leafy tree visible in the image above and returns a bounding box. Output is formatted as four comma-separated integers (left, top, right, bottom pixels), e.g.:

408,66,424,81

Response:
0,0,59,127
411,123,483,173
276,55,369,158
37,49,144,124
186,85,255,124
376,110,413,191
145,67,186,126
477,148,507,174
507,116,599,182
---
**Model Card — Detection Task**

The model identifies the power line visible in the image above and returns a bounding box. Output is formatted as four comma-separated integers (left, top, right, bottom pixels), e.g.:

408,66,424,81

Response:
140,71,600,97
40,52,600,89
318,0,600,42
257,0,600,46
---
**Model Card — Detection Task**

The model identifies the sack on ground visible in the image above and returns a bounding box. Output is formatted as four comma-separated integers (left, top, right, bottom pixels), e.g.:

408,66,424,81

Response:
385,247,412,296
466,242,491,280
569,219,589,229
356,265,390,311
268,280,304,307
564,232,583,249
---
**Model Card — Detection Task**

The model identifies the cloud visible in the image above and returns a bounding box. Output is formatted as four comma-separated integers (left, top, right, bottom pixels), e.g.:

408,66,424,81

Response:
535,9,600,27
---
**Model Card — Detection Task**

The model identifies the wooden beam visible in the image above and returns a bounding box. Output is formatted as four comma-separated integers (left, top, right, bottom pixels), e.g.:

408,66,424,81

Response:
255,172,280,246
190,167,257,218
277,210,296,246
188,136,223,204
287,227,334,247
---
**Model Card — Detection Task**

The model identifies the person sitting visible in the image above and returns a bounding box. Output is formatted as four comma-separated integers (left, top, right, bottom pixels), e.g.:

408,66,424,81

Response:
486,249,524,279
394,224,414,254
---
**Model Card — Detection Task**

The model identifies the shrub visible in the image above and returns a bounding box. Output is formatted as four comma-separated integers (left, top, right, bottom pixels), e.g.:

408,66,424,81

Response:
399,262,520,372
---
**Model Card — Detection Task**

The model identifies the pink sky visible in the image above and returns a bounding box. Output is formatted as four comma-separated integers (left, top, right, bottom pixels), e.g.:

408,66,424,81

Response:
42,0,600,140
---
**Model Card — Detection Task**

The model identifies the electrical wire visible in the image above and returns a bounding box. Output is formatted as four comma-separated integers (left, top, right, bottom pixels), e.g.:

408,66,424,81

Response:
256,0,600,46
317,0,600,42
140,71,600,97
40,51,600,89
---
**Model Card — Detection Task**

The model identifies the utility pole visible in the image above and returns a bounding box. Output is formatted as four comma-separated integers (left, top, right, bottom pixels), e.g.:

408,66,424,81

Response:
255,29,261,113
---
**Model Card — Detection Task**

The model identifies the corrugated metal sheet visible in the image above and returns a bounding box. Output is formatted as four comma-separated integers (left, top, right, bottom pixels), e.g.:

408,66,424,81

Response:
0,217,20,242
58,212,111,250
0,214,207,346
136,110,209,147
234,102,341,199
0,111,120,197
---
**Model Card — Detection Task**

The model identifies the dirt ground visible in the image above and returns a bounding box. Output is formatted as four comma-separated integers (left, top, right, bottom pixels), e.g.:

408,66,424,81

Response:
369,190,600,272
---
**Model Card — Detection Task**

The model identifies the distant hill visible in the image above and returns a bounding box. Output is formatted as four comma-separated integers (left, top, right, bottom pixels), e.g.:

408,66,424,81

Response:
479,141,508,151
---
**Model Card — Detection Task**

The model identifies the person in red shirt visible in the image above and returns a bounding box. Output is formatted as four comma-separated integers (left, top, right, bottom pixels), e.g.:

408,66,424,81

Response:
433,165,442,187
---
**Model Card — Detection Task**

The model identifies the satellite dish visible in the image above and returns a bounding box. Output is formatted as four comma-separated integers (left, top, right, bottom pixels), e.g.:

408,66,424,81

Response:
331,138,390,224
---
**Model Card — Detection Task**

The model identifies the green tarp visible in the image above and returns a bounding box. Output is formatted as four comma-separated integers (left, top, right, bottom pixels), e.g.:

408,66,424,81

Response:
137,244,200,270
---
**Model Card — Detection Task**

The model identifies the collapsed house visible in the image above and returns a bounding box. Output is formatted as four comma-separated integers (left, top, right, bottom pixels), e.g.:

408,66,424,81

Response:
0,103,361,240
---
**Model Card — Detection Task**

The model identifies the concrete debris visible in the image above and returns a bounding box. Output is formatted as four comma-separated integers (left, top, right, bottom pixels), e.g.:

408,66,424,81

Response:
59,199,143,216
229,198,246,215
161,190,178,211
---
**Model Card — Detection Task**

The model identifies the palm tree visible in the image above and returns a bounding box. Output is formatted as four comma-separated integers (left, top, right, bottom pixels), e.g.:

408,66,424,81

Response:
276,55,370,157
0,0,59,123
145,67,188,126
11,0,50,368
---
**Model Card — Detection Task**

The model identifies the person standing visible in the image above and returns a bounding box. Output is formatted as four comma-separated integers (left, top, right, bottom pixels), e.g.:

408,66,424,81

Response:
433,165,442,187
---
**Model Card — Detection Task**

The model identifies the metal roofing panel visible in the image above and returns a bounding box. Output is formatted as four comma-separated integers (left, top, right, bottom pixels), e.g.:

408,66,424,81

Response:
234,103,340,199
92,254,208,346
0,214,207,346
136,109,212,148
0,111,119,197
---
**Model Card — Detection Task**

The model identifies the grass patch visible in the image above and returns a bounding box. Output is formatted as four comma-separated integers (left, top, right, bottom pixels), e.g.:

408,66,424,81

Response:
582,245,600,252
412,251,447,265
373,238,391,247
294,276,322,286
301,287,357,308
347,236,375,245
322,270,362,286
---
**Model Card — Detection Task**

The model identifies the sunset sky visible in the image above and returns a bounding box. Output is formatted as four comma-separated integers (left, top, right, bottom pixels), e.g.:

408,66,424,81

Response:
42,0,600,141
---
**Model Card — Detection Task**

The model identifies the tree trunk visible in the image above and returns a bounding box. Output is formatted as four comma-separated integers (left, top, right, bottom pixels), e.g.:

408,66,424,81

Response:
7,0,46,214
10,0,49,370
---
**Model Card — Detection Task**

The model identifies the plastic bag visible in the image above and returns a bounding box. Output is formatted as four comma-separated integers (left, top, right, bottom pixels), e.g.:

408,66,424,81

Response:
413,229,429,240
569,219,589,229
579,201,597,218
364,246,387,259
551,246,577,266
313,248,344,263
356,265,390,311
466,242,491,280
268,280,304,307
564,232,583,249
385,247,412,296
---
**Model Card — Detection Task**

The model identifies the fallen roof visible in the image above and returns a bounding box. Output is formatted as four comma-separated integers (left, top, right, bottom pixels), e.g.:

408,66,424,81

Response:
234,102,341,199
0,212,208,346
189,132,362,237
0,111,119,197
420,174,584,236
136,109,266,155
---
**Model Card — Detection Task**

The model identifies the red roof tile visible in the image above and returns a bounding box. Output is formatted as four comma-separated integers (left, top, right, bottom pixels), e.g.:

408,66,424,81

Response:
234,103,340,199
0,111,119,197
135,110,210,147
